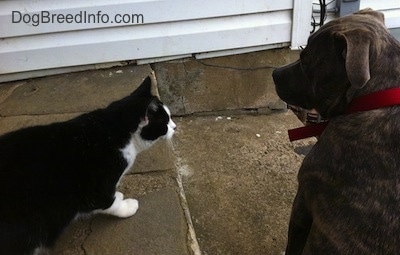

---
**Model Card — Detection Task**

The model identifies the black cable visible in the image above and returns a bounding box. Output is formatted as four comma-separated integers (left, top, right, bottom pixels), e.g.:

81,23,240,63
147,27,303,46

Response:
311,0,327,33
319,0,326,27
311,15,317,33
194,58,277,71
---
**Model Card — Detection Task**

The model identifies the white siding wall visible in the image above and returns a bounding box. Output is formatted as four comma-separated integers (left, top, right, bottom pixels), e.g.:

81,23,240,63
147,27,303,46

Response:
0,0,313,82
1,1,398,82
311,0,400,30
360,0,400,29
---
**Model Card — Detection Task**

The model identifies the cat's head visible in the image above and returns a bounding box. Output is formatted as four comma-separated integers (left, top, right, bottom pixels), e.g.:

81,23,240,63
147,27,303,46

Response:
133,76,176,142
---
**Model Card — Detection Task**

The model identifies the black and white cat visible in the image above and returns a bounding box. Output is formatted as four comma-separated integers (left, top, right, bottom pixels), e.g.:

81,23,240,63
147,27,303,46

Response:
0,76,176,255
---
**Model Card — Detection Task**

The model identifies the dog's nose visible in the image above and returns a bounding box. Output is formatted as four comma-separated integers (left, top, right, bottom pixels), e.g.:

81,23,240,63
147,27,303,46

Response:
272,60,302,85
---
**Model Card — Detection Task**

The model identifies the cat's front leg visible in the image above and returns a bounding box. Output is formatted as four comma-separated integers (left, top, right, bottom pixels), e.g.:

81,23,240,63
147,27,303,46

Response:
100,191,139,218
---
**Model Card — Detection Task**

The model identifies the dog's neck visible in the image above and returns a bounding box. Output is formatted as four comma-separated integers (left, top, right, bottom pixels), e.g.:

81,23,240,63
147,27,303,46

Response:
288,88,400,141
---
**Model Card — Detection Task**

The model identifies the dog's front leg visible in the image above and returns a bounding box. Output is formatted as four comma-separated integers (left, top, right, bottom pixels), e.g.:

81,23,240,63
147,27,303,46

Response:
285,191,312,255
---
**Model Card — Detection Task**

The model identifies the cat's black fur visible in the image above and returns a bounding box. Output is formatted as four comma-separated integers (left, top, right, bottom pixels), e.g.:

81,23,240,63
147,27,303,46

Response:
0,76,175,255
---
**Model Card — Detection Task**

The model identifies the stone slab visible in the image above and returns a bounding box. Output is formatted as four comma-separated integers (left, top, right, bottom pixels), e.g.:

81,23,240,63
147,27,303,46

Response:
152,48,299,115
0,114,79,136
174,112,315,255
54,172,189,255
0,65,153,116
132,139,176,174
86,188,188,255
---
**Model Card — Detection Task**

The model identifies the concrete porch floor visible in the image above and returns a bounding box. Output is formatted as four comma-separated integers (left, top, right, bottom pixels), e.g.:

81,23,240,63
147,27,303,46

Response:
0,49,316,255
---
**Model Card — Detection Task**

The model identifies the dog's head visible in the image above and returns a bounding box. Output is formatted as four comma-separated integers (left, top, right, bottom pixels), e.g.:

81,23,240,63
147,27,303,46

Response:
273,9,388,118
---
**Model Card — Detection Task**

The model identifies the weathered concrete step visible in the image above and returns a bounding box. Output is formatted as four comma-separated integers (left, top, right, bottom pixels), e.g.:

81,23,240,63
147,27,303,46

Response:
0,65,152,117
173,113,314,255
152,49,299,116
0,48,310,255
55,186,190,255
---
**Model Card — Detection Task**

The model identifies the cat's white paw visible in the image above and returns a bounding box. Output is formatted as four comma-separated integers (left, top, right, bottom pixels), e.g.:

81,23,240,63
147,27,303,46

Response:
117,198,139,218
101,192,139,218
115,191,124,200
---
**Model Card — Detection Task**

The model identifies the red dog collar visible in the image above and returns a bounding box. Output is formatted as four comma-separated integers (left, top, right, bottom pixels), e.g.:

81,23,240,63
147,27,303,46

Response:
288,88,400,142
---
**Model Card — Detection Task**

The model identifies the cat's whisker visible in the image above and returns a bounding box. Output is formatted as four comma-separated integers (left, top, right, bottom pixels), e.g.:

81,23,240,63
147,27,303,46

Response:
162,138,176,161
167,137,176,150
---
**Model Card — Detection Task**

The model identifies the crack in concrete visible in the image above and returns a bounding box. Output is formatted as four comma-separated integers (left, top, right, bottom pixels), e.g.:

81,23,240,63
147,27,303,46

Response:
175,156,202,255
80,218,95,255
0,81,26,105
182,60,190,76
0,82,27,117
180,94,187,115
172,107,282,117
126,168,175,175
181,61,191,115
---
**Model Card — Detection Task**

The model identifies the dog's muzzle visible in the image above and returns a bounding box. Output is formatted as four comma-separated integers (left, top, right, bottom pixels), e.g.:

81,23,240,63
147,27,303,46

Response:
272,60,312,110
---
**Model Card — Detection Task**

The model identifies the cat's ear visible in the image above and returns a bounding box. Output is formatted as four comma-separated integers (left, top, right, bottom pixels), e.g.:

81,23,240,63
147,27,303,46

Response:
141,98,160,125
145,98,160,118
131,76,152,96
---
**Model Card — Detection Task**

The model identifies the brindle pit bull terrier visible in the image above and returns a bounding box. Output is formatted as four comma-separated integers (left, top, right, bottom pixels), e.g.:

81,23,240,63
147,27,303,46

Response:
273,9,400,254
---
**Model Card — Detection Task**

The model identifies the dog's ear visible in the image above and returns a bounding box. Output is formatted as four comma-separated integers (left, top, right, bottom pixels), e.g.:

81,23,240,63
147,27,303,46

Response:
339,32,371,89
355,8,385,25
339,9,385,90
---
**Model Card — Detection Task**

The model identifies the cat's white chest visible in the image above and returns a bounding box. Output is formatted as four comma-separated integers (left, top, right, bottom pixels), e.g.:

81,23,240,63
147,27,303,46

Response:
120,142,137,177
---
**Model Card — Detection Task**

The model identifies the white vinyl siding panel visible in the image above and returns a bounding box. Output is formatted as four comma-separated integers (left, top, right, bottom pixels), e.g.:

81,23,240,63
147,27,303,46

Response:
0,0,293,38
361,0,400,29
1,12,292,74
0,0,312,79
